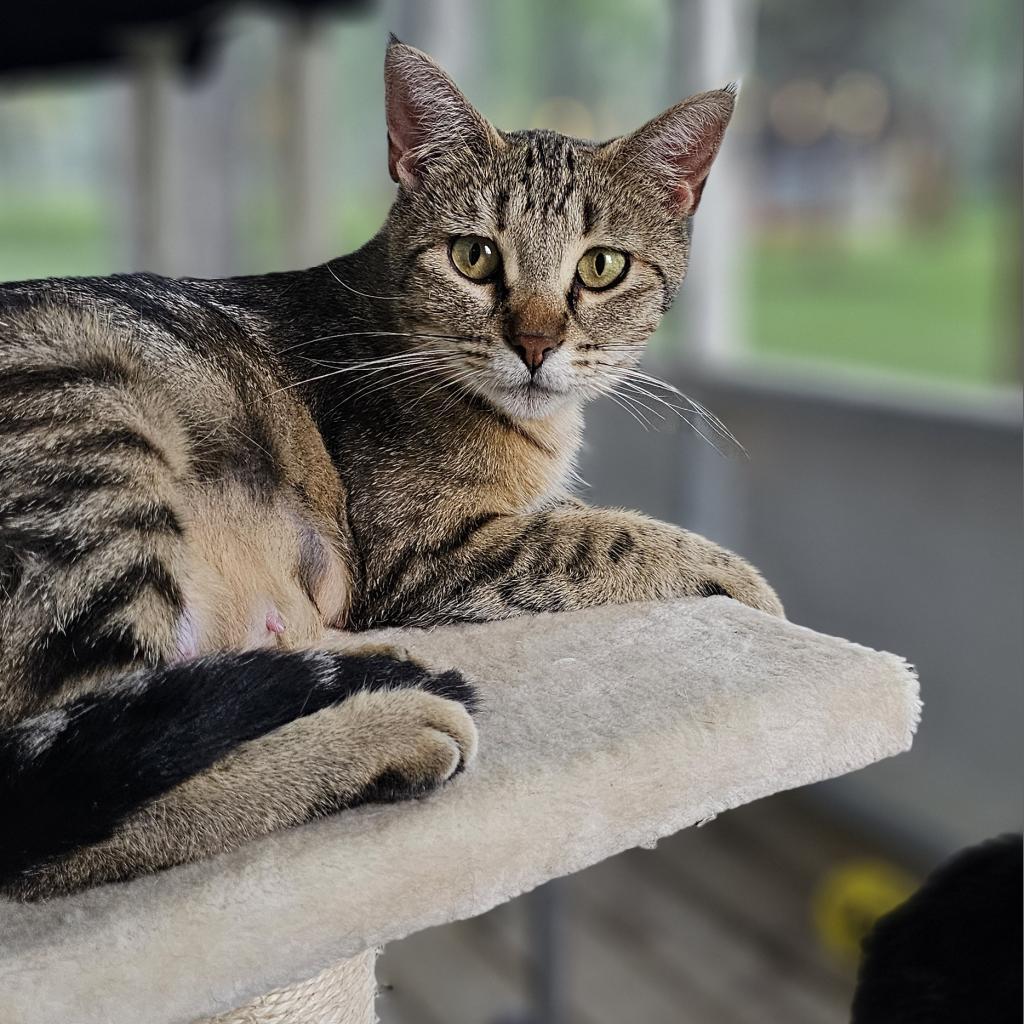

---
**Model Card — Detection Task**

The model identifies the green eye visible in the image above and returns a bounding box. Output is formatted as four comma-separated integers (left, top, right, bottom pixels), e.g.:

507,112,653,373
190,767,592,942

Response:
450,235,501,281
576,247,628,290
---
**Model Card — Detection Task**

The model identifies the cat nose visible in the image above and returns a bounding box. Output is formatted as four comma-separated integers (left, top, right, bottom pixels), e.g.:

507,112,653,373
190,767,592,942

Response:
511,334,558,373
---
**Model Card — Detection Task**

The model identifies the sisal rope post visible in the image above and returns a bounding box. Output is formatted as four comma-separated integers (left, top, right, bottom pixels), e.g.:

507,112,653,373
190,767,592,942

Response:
198,950,378,1024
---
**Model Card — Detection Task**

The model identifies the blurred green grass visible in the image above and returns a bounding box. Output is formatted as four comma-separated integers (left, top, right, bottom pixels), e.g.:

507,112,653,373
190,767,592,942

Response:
0,194,116,281
0,196,1013,388
747,203,1012,387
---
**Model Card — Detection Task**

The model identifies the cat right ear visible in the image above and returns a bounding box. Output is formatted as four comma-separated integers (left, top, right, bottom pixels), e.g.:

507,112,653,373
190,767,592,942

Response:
384,36,499,188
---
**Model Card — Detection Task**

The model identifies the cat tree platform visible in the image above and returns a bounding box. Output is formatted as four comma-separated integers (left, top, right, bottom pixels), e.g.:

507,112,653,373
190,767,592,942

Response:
0,597,920,1023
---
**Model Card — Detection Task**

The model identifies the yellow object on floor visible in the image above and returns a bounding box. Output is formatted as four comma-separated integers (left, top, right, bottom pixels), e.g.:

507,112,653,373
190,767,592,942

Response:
814,859,919,964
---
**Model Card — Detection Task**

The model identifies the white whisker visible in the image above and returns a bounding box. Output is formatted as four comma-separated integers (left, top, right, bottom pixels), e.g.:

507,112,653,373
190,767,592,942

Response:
324,261,402,301
608,378,670,422
344,361,457,403
267,351,452,395
414,364,486,406
619,367,745,455
593,377,654,431
280,328,482,355
224,422,273,458
603,389,653,431
612,373,727,455
436,370,487,417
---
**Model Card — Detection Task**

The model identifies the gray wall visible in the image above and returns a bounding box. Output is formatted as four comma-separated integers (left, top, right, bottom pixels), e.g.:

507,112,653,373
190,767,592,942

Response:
580,364,1023,861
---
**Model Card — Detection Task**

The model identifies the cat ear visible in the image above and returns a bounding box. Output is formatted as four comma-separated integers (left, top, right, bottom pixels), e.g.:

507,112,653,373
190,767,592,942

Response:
384,36,499,188
607,86,737,217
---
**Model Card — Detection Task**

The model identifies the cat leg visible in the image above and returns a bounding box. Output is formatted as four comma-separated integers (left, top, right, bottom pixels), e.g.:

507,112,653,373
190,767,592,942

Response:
356,504,783,627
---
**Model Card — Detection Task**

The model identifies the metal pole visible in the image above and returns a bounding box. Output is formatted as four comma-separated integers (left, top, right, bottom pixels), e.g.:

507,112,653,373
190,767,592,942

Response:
525,880,566,1024
126,33,179,274
177,50,235,278
494,879,567,1024
279,12,332,270
682,0,757,364
670,0,759,548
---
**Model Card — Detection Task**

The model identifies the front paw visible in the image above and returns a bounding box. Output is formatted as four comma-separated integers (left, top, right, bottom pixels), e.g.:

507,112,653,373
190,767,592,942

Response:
690,555,784,618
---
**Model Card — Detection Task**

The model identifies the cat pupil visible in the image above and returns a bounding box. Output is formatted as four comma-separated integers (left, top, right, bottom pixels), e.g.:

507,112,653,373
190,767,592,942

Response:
595,252,606,276
469,242,481,265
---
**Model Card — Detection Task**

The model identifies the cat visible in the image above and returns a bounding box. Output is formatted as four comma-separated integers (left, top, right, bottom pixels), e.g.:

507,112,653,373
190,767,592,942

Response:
0,37,782,900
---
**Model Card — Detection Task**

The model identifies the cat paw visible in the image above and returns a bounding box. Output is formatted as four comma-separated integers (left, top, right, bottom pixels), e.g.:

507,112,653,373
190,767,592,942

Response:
690,556,785,618
347,685,480,807
350,641,428,669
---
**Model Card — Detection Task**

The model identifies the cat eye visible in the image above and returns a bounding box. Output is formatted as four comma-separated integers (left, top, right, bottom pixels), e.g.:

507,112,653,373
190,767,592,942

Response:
450,235,501,282
576,247,629,291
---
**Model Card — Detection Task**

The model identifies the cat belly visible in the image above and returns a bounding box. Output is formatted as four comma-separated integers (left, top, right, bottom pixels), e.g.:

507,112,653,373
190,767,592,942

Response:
176,487,351,658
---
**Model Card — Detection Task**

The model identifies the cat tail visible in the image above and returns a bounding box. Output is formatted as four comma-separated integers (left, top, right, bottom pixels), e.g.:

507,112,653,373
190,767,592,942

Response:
0,647,476,892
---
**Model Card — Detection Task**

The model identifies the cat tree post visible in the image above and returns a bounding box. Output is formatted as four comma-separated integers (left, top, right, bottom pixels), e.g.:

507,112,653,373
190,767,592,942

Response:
201,953,378,1024
0,598,920,1024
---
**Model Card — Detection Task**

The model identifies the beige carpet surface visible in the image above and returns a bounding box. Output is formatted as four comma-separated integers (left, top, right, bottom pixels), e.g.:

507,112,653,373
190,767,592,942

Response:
0,597,920,1024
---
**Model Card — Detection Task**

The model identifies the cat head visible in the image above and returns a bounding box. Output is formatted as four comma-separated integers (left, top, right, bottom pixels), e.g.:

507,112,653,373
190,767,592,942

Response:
381,37,734,421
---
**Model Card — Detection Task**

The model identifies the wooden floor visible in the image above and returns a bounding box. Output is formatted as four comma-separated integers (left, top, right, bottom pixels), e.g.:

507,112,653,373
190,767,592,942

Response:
377,793,907,1024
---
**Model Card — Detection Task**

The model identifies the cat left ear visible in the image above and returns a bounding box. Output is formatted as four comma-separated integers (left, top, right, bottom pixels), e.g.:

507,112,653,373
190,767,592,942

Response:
607,86,737,217
384,36,499,188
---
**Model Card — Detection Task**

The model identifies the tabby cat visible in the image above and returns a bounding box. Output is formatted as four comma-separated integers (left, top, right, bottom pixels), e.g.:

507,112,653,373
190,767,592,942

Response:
0,38,781,900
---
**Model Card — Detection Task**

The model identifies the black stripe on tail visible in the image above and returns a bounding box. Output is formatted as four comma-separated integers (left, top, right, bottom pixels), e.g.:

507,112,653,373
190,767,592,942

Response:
0,649,476,885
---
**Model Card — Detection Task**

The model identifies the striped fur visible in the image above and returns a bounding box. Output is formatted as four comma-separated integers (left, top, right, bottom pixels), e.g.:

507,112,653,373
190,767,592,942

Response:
0,39,780,899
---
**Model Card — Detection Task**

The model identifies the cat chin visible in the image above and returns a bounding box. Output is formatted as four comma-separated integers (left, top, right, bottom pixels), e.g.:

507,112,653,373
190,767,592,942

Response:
482,382,577,421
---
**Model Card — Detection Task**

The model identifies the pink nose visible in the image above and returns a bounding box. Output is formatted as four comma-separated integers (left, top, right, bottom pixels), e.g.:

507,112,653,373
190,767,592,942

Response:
511,334,558,372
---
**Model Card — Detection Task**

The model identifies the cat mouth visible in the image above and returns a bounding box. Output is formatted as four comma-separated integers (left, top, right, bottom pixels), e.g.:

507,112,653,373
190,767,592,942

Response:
485,376,574,418
502,379,566,397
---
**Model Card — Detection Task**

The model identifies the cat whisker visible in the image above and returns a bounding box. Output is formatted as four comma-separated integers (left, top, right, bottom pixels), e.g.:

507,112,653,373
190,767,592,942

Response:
280,329,484,355
330,351,458,373
297,349,472,374
617,367,746,455
413,364,487,407
591,376,654,430
586,360,728,454
612,377,696,425
343,361,460,403
610,373,729,456
441,366,487,396
606,379,669,424
601,387,654,431
342,351,474,394
584,353,745,456
324,261,403,301
436,370,488,417
337,348,486,406
223,422,274,458
413,365,492,414
267,351,453,395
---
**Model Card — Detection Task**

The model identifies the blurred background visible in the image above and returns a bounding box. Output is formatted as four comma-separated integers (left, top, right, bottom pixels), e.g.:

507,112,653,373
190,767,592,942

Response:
2,0,1020,1020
